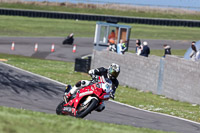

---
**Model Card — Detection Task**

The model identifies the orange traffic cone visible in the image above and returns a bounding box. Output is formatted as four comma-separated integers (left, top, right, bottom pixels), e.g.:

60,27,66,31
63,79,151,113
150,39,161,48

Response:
34,43,38,52
51,43,55,52
72,44,76,53
11,42,15,51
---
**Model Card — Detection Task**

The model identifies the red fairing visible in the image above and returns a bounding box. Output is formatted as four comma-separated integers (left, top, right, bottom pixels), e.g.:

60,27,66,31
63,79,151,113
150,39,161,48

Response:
61,76,112,117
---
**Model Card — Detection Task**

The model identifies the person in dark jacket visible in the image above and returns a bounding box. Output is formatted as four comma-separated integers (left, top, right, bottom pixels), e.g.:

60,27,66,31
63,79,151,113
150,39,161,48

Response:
62,33,74,45
140,41,150,57
163,44,171,57
135,39,141,53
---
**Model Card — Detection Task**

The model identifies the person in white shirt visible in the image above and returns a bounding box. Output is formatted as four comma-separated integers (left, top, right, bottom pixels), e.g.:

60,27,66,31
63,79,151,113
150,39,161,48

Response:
117,39,127,54
190,41,197,61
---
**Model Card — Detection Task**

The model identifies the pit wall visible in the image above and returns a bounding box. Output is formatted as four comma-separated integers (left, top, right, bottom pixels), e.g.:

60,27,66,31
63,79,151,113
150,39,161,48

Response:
91,50,200,105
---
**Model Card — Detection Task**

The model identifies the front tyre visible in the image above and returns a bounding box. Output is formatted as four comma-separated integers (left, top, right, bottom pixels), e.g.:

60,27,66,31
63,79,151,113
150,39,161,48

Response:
56,101,65,115
76,99,98,118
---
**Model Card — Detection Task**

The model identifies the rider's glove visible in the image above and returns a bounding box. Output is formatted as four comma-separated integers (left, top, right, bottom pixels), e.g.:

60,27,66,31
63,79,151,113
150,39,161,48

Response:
88,69,94,75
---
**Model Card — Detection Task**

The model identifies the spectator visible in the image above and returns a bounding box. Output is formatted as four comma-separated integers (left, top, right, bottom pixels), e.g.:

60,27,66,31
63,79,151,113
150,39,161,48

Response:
108,30,115,40
135,39,141,53
121,41,127,54
163,44,171,57
190,41,197,61
109,38,115,44
117,40,127,54
62,33,74,45
196,48,200,61
136,44,142,56
140,41,150,57
108,42,117,52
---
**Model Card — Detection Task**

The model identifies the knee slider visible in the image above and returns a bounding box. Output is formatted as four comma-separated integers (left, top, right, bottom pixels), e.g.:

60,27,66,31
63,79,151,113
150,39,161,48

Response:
75,81,82,87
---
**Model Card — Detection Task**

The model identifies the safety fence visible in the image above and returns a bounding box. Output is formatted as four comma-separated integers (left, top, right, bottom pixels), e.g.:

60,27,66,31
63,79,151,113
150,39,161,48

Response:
1,8,200,27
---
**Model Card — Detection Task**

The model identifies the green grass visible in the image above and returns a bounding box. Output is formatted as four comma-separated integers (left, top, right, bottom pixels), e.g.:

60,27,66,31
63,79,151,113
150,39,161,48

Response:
0,54,90,85
0,53,200,123
129,49,187,57
0,106,172,133
1,2,200,20
0,15,200,40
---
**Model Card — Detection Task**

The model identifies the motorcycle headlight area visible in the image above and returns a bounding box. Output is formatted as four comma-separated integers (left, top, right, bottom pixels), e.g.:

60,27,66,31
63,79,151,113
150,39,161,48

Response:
102,83,112,93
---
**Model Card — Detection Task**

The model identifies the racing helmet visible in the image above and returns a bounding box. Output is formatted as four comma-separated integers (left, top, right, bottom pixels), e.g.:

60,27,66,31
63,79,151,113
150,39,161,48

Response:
108,63,120,79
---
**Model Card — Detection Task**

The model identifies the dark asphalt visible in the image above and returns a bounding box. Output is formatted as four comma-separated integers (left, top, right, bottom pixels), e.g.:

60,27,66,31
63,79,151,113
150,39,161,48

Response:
0,62,200,133
0,37,191,62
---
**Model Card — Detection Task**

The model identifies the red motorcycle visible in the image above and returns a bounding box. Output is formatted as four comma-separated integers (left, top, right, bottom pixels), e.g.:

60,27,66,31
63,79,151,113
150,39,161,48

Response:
56,76,112,118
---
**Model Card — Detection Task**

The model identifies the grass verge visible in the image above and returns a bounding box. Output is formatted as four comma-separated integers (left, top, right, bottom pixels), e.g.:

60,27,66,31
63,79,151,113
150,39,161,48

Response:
1,2,200,20
0,106,172,133
0,53,199,123
0,15,200,40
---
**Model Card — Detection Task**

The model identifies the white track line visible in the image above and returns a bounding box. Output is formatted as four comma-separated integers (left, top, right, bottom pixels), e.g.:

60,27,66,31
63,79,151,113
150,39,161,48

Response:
1,62,200,126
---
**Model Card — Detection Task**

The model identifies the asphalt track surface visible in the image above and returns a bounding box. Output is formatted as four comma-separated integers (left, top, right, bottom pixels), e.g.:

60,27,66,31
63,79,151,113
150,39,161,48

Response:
0,62,200,133
0,37,199,133
0,37,191,62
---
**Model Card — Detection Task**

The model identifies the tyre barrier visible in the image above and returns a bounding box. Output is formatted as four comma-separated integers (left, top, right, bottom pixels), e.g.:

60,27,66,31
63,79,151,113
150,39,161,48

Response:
74,56,91,73
0,8,200,27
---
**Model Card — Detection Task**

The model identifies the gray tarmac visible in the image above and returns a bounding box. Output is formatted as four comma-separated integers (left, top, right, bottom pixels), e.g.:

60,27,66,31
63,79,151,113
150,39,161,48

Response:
0,62,200,133
0,37,191,62
0,37,198,133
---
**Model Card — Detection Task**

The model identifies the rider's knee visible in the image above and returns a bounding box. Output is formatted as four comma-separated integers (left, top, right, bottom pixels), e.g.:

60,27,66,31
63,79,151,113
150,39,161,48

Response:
75,81,82,87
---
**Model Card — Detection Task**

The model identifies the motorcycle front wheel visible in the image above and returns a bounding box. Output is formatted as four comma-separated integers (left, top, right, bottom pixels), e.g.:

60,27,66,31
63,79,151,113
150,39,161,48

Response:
76,99,98,118
56,101,65,115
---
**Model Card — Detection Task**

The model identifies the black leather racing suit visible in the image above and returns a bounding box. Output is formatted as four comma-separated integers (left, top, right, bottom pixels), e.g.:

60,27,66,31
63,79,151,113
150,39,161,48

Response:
90,67,119,96
69,67,119,98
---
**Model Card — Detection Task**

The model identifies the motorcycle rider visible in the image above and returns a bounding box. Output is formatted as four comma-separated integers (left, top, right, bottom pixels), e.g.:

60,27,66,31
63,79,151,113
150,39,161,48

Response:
65,63,120,103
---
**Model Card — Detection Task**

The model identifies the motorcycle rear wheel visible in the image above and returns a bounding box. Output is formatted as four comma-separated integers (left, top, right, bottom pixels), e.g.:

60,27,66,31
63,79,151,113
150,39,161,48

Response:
76,99,98,118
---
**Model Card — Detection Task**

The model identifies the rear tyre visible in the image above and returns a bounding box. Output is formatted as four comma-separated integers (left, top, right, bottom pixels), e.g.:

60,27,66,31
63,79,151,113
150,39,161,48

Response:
56,101,65,115
76,99,98,118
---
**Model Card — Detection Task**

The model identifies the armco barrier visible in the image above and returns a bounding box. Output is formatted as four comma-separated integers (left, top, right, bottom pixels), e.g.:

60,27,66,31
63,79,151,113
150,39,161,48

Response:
0,8,200,27
91,50,200,105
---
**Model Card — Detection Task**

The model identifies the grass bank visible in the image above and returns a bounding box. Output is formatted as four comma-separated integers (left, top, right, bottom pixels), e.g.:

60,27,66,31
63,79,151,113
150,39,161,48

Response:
0,106,172,133
129,49,187,57
1,2,200,20
0,15,200,40
0,53,199,123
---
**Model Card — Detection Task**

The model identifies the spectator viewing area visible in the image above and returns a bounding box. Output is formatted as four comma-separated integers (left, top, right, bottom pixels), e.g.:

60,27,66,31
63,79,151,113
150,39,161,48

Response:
93,22,131,51
184,40,200,60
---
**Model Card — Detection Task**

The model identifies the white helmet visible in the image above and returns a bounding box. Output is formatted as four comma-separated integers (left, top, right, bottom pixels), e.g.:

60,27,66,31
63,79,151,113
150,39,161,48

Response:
108,63,120,79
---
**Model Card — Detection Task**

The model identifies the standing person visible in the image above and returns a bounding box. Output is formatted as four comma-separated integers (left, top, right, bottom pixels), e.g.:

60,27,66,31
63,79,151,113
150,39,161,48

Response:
108,42,117,52
196,48,200,61
140,41,150,57
108,30,115,40
163,44,171,57
136,44,142,56
135,39,141,53
190,41,197,61
117,40,127,54
121,41,127,54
